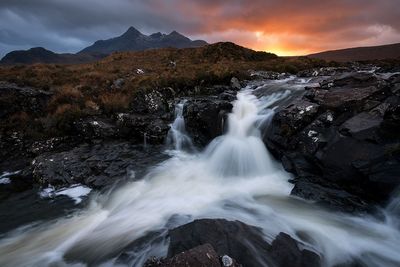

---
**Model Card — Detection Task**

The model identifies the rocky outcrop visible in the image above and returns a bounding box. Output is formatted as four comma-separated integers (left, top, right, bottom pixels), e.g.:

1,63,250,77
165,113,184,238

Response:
166,219,320,267
32,142,167,188
265,72,400,211
184,97,233,145
0,82,52,120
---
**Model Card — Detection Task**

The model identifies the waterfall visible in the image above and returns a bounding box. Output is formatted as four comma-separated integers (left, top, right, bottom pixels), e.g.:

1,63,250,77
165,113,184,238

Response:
0,80,400,267
165,100,195,151
203,91,280,177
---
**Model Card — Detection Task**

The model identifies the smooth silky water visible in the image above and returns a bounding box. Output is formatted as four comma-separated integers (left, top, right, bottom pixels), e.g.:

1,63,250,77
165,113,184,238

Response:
0,78,399,267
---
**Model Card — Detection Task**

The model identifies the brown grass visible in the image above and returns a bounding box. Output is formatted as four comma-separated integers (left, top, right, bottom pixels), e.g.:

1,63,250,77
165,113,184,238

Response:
0,42,341,138
99,92,130,114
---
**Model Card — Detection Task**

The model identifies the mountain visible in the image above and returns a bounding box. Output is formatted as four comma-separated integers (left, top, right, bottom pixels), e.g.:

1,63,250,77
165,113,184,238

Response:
308,43,400,62
0,27,208,65
0,47,105,65
78,27,208,54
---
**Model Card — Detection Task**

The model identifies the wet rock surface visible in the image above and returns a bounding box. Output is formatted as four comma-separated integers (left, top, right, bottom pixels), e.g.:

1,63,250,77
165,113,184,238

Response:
184,97,233,145
0,188,79,234
32,142,167,188
265,71,400,211
166,219,320,267
144,244,224,267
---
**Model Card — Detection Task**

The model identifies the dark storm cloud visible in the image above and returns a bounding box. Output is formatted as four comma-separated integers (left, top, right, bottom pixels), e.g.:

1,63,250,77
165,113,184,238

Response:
0,0,399,57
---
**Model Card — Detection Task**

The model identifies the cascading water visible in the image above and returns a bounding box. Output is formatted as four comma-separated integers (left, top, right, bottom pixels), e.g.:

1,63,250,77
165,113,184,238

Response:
0,82,400,267
204,90,287,177
166,100,195,152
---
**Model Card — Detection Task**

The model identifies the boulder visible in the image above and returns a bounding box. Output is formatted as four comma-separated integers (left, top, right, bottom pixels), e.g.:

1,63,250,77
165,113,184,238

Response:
318,86,381,110
184,98,232,145
144,244,224,267
325,72,378,88
265,99,320,153
168,219,320,267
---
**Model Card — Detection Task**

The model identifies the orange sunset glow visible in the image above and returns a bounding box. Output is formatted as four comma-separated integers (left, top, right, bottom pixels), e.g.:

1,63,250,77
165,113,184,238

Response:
1,0,399,57
180,0,400,56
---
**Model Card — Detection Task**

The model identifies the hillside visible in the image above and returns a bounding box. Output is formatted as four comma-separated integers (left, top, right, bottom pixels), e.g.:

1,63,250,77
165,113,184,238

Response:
308,43,400,62
0,42,334,138
0,47,104,65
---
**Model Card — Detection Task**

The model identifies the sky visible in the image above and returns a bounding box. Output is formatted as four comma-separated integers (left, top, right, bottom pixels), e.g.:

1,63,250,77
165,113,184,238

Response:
0,0,399,57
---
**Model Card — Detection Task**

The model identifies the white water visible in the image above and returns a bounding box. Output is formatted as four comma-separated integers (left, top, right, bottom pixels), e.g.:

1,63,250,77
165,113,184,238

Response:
0,84,400,267
166,100,195,152
39,184,92,204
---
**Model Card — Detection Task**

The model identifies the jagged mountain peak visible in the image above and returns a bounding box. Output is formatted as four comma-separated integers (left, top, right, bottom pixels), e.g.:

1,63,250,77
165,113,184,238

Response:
79,26,207,54
121,26,143,37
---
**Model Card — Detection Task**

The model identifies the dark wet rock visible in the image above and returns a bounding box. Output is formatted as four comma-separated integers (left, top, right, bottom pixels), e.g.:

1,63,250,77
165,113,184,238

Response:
32,142,167,188
144,244,224,267
265,99,320,153
271,232,320,267
74,114,171,145
0,188,78,234
320,136,385,183
291,180,369,213
168,219,320,267
184,98,233,145
339,112,383,140
116,113,171,144
323,72,378,88
0,170,33,200
75,117,119,140
265,71,400,210
0,133,32,173
0,81,52,119
218,91,237,102
318,86,381,111
131,87,176,114
380,104,400,140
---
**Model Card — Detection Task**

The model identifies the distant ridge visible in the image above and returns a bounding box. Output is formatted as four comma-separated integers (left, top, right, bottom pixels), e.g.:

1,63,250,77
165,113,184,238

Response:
308,43,400,62
79,26,207,54
0,47,105,65
0,27,208,65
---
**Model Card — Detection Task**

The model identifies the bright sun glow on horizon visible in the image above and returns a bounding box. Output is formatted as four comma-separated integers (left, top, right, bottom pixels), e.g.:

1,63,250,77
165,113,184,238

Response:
264,47,313,57
251,31,312,56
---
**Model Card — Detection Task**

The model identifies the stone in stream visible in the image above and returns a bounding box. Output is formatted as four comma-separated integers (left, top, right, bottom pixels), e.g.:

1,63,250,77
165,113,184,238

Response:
144,244,224,267
184,98,233,145
166,219,320,267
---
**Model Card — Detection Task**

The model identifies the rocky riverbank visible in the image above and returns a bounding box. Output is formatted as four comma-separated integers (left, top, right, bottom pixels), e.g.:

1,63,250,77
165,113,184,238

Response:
265,71,400,212
1,64,399,266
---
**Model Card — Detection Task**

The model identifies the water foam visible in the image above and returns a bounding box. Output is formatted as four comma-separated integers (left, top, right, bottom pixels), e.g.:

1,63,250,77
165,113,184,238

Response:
0,81,399,267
